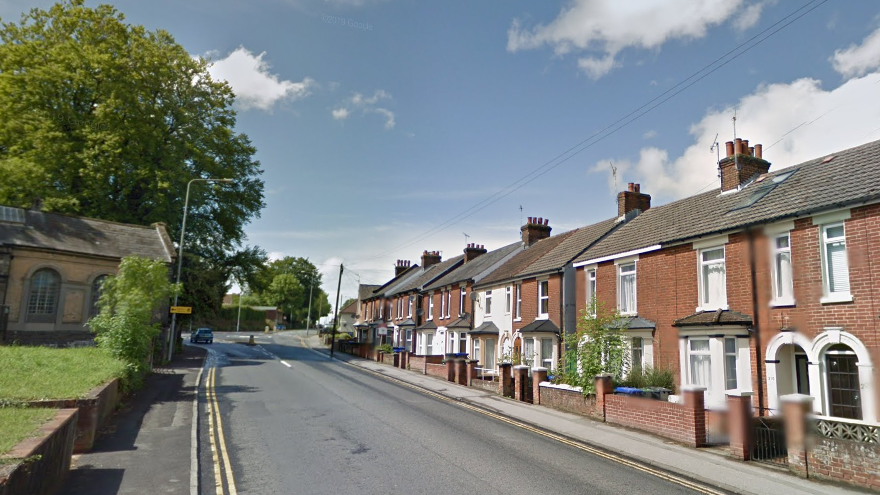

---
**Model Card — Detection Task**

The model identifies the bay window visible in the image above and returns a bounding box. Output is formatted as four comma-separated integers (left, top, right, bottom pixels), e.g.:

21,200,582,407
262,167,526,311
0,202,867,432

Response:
724,337,738,390
459,332,467,354
631,337,643,371
474,339,480,363
688,339,711,388
485,338,496,369
524,338,535,367
618,262,636,315
541,338,554,369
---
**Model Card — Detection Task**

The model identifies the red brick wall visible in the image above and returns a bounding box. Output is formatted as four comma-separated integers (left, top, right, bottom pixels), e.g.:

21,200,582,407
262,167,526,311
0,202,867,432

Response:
425,362,447,379
538,385,603,420
807,436,880,491
605,394,705,447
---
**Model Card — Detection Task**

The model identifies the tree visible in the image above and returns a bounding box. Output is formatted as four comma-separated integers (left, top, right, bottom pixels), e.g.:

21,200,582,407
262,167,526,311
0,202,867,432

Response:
89,256,179,382
0,1,265,314
264,274,304,325
559,298,630,394
251,256,328,327
340,297,357,311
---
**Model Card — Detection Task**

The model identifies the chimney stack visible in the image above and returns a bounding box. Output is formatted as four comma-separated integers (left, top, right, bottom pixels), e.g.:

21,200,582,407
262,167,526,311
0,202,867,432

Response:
617,183,651,218
719,138,771,192
463,243,488,263
421,250,442,269
521,216,552,247
394,259,411,277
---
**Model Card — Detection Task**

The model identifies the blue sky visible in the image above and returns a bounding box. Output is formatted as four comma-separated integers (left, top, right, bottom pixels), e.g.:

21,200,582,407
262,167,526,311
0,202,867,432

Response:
3,0,880,317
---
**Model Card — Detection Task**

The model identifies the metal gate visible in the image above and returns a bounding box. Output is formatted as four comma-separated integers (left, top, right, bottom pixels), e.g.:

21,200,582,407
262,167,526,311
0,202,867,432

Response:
750,418,787,466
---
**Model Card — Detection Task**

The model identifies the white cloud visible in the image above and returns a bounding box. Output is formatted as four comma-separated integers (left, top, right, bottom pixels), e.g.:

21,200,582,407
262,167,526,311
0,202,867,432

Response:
333,89,396,129
643,130,657,139
207,47,314,111
733,2,766,32
508,0,748,78
831,25,880,79
591,72,880,200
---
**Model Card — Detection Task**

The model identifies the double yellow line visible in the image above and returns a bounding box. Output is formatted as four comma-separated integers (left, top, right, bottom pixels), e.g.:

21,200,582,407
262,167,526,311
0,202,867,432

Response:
206,367,238,495
339,359,729,495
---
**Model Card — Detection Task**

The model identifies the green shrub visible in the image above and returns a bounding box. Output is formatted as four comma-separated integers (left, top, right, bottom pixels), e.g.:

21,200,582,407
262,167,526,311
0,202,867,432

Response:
336,333,352,341
617,366,676,393
377,343,393,354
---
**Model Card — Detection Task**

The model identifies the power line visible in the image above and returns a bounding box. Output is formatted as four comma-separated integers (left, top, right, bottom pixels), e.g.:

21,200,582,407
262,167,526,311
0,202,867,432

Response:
348,0,828,267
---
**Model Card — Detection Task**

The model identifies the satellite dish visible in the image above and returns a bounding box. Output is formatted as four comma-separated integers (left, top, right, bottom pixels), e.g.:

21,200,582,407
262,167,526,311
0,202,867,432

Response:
416,308,424,316
469,292,478,301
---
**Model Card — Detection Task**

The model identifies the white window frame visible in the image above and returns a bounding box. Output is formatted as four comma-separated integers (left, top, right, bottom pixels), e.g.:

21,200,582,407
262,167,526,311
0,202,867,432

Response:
586,268,597,316
505,286,512,314
473,339,481,364
820,222,853,304
770,233,795,307
440,289,446,320
428,292,434,320
687,338,712,388
459,286,467,316
724,337,738,391
680,331,752,408
541,338,554,369
515,283,522,321
697,246,728,312
406,329,412,348
408,295,413,318
446,290,452,319
617,262,637,315
538,279,550,319
485,290,493,317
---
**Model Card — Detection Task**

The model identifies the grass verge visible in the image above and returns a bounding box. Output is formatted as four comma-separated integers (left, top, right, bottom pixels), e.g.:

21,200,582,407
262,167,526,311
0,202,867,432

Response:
0,408,57,457
0,347,126,401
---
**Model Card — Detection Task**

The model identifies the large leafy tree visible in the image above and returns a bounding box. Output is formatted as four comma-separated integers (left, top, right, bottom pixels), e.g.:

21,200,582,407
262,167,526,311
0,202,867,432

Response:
251,257,330,327
0,1,265,314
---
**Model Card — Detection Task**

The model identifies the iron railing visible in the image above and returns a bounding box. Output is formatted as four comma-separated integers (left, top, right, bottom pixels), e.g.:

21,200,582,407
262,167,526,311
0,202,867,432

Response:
750,417,787,466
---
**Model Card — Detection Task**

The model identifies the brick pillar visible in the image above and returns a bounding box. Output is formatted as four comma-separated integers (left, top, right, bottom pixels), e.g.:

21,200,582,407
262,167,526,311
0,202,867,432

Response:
682,385,707,448
727,391,754,460
499,363,512,397
446,359,456,382
594,374,613,421
455,359,468,386
532,367,548,405
392,353,400,367
466,360,479,386
781,394,814,477
400,351,409,369
513,365,529,402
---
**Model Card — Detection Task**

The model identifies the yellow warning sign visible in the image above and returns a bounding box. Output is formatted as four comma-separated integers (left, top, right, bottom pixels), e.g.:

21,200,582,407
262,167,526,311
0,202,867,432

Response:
170,306,192,314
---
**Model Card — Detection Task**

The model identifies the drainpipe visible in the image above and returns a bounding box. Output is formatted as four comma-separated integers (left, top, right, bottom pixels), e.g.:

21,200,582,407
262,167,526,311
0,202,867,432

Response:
747,229,766,415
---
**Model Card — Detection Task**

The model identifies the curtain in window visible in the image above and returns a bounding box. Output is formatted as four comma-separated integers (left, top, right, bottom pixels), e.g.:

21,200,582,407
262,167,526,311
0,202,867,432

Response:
485,338,495,369
620,270,636,313
775,250,793,300
827,240,849,293
524,339,535,366
541,338,553,368
702,261,726,307
689,340,711,387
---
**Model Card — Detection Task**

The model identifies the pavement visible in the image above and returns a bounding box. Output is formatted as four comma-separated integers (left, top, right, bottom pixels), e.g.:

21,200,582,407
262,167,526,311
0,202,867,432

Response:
59,345,206,495
282,331,864,495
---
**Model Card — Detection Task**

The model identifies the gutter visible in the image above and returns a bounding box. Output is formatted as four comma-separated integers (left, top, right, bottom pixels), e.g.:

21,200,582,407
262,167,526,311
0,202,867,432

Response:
573,245,661,268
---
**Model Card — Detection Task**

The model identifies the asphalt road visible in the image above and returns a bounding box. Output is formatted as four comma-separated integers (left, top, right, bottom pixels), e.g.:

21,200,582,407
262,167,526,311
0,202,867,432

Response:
197,334,703,495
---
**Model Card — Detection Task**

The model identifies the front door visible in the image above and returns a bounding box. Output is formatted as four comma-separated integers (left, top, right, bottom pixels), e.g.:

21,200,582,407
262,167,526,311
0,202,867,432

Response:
826,345,861,419
513,338,522,364
794,354,810,395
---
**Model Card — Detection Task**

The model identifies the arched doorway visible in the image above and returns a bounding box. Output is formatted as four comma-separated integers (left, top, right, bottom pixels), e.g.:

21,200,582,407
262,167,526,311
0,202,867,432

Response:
776,343,811,397
824,344,861,420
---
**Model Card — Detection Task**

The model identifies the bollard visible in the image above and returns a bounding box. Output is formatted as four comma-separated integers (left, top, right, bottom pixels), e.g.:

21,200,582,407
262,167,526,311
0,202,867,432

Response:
247,335,256,346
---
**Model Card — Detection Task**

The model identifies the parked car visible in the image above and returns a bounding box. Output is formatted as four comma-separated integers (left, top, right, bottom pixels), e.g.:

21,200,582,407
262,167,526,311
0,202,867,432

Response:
190,328,213,344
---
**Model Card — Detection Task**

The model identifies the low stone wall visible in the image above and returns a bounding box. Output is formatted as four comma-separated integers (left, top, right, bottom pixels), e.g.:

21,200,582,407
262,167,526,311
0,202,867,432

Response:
425,363,447,379
538,383,602,420
807,434,880,490
27,378,120,453
2,330,94,348
407,355,443,373
469,378,497,393
380,353,395,366
605,394,705,447
0,408,78,495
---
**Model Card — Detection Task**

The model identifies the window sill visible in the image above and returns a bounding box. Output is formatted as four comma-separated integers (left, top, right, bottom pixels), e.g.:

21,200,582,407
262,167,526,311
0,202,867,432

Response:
820,293,853,305
695,305,729,313
769,300,796,308
537,314,549,320
514,318,522,322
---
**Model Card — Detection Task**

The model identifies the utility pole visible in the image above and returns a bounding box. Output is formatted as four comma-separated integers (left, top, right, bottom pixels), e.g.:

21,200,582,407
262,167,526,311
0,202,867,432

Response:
329,263,343,358
306,281,314,334
235,282,243,332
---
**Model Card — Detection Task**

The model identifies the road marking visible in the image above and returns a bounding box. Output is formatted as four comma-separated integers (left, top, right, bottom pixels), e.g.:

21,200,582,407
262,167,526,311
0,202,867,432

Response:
205,368,224,495
208,367,239,495
191,361,205,495
280,360,291,368
297,337,727,495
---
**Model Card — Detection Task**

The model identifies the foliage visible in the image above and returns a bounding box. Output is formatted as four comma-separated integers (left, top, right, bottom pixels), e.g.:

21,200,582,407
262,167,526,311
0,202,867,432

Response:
335,333,352,341
0,346,126,401
89,256,179,381
0,408,56,457
377,343,393,354
557,299,630,394
617,365,676,393
250,256,330,327
340,297,357,310
0,1,265,317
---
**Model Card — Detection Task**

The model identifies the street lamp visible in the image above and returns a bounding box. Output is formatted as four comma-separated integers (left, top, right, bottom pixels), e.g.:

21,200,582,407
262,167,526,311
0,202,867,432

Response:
167,177,235,361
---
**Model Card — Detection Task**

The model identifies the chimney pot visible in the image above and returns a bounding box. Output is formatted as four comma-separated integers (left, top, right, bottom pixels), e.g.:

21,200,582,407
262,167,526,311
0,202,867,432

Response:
628,182,635,192
538,217,543,225
725,141,734,157
742,140,750,155
544,219,548,226
633,183,640,193
735,138,743,155
719,137,771,192
754,144,762,159
749,147,754,157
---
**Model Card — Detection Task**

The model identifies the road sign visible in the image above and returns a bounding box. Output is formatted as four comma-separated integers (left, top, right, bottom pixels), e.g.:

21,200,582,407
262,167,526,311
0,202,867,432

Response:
170,306,192,314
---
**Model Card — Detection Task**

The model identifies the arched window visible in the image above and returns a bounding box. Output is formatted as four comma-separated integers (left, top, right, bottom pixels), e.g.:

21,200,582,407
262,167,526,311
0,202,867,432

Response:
27,269,61,323
825,344,862,420
90,275,108,317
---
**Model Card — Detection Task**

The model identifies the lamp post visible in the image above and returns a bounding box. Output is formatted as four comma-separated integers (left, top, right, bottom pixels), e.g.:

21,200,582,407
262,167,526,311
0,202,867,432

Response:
167,178,234,362
235,280,244,333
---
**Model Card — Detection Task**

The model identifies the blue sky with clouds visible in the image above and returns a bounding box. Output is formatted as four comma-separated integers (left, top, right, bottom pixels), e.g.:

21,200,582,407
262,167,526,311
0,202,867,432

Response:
3,0,880,317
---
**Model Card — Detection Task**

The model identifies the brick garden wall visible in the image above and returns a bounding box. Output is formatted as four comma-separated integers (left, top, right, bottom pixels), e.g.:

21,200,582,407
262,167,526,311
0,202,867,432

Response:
425,363,446,379
0,409,78,495
605,394,705,447
806,436,880,490
539,384,602,420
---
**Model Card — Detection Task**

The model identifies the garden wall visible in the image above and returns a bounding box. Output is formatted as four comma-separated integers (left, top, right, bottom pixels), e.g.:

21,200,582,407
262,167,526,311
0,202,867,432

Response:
604,394,706,447
27,378,120,453
538,384,602,420
0,409,78,495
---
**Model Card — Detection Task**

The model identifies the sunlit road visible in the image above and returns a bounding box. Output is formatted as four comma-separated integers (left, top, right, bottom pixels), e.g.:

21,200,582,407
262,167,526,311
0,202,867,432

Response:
193,331,704,495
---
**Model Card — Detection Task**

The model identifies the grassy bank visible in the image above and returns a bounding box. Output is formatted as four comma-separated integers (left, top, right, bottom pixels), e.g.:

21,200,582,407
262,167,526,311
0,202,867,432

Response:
0,347,126,401
0,408,56,457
